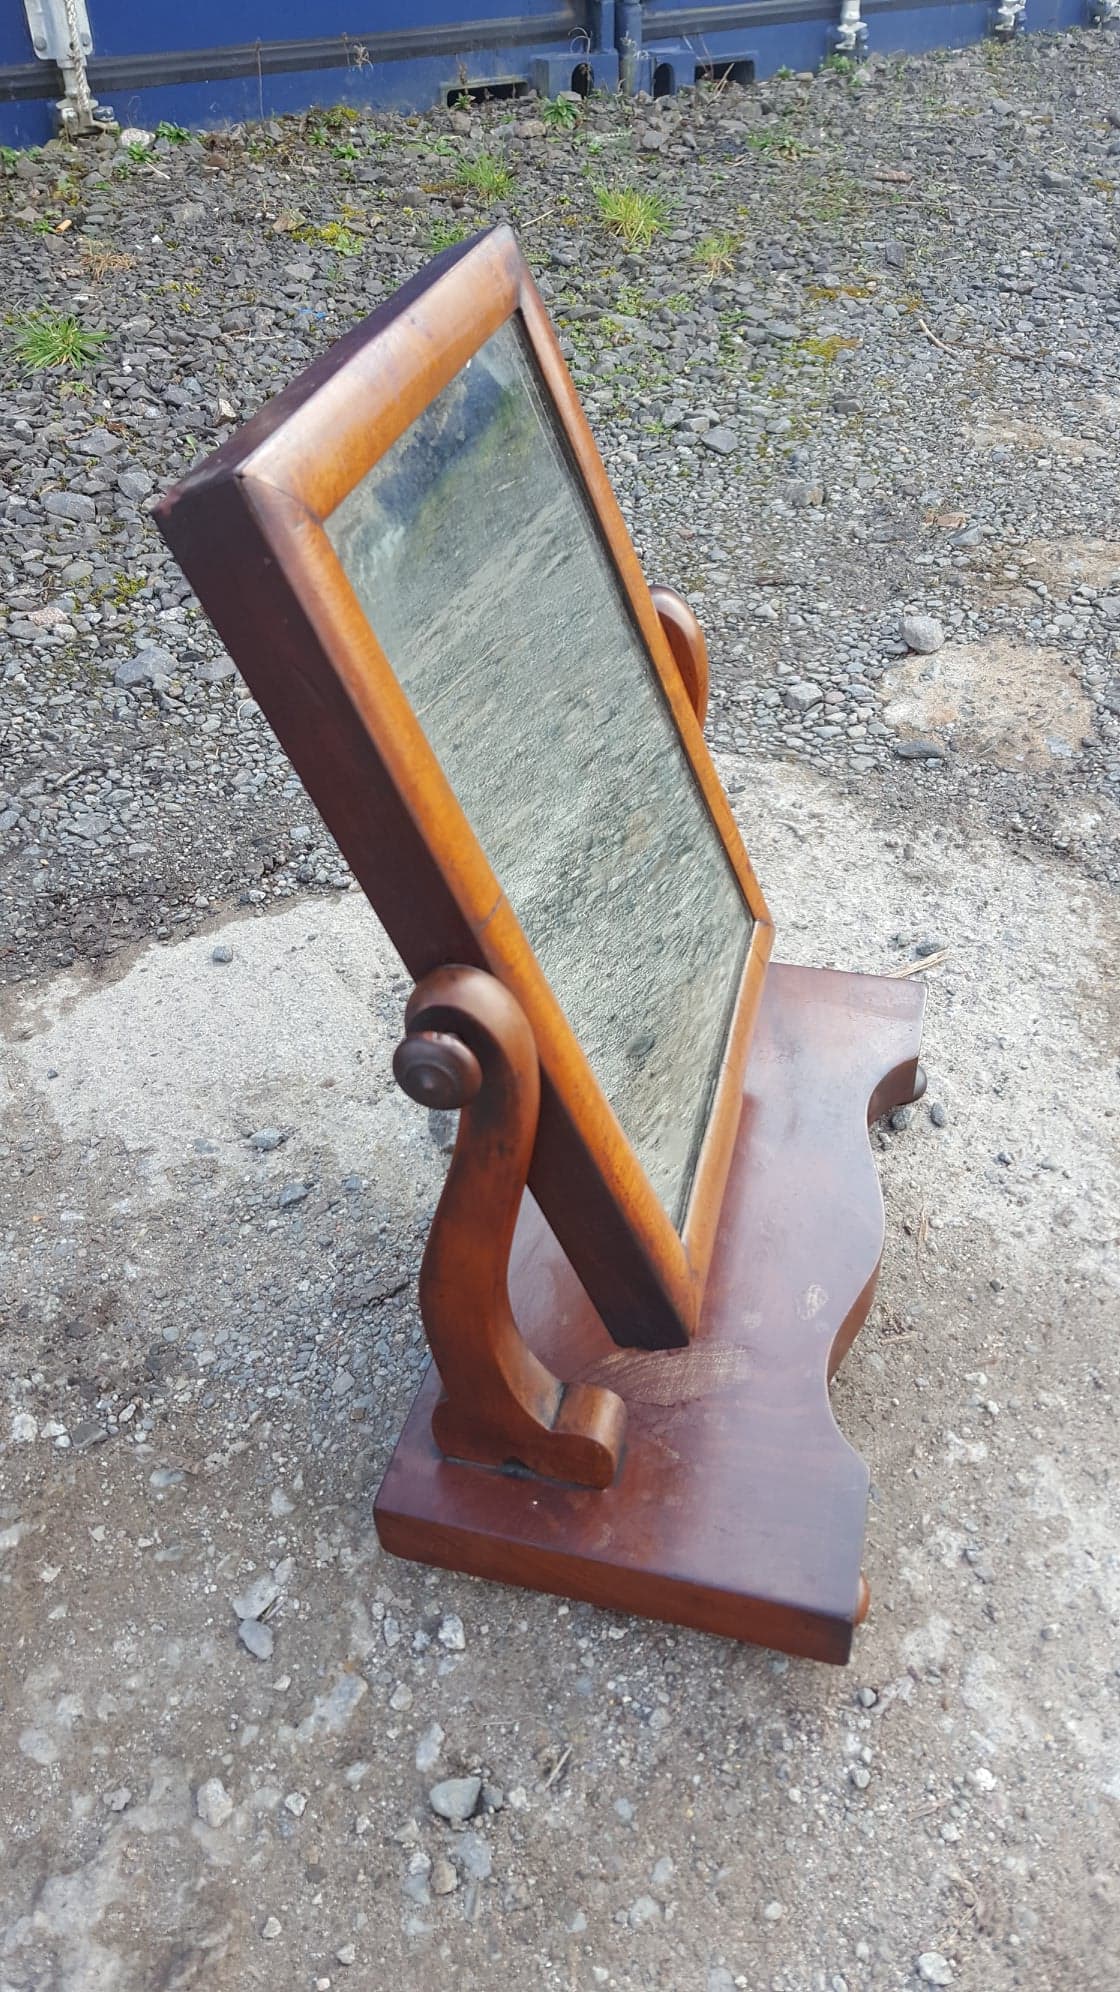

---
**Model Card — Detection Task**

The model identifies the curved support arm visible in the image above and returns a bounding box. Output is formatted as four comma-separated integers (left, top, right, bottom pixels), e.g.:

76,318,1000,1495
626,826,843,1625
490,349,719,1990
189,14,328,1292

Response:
393,965,626,1489
651,584,710,729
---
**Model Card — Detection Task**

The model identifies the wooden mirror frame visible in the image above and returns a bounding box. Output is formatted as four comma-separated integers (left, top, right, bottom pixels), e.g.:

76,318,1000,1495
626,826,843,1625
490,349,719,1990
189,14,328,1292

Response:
156,225,772,1353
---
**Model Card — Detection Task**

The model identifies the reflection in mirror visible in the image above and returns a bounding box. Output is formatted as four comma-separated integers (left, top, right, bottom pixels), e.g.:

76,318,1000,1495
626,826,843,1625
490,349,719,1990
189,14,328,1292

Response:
326,318,752,1228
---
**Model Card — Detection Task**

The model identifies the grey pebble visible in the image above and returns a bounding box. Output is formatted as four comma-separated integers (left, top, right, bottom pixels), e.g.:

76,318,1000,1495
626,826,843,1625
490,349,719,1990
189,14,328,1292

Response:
42,489,97,524
115,646,177,690
629,1894,661,1927
415,1721,445,1773
437,1612,466,1650
900,615,946,655
457,1829,492,1880
238,1617,275,1660
117,467,154,502
430,1854,459,1895
210,945,234,965
429,1775,482,1826
195,1777,234,1829
782,680,824,713
930,1101,949,1128
231,1572,280,1620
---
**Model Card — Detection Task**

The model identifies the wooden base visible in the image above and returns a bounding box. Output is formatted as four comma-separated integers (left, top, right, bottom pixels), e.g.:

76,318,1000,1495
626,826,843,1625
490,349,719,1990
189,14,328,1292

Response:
375,963,925,1663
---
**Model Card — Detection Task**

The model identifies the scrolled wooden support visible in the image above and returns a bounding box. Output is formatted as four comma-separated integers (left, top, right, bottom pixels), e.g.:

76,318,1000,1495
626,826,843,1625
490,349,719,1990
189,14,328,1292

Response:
651,584,710,729
393,965,626,1489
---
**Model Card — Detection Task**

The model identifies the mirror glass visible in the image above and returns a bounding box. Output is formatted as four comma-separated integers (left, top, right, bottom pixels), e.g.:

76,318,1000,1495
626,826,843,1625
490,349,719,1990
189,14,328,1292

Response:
326,318,752,1228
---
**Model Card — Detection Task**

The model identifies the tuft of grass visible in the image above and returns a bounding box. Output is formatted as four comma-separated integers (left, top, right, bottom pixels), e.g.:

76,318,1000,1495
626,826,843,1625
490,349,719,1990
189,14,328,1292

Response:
456,153,514,200
542,96,582,131
821,52,857,77
430,218,468,250
594,184,669,249
693,229,741,276
1,144,21,171
13,312,109,371
155,120,189,143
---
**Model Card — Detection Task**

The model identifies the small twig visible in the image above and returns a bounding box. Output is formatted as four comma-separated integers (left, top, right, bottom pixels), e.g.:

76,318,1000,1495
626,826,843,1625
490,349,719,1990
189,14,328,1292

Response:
542,1744,571,1791
887,947,951,978
916,1206,930,1266
916,315,959,357
917,316,1120,383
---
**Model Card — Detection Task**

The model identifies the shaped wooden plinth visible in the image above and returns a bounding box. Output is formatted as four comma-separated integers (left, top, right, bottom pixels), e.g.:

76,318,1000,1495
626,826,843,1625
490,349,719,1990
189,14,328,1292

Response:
375,962,926,1663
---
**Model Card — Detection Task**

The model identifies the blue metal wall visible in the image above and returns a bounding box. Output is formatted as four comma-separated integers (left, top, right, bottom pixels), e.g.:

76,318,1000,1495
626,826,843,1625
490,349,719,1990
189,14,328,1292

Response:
0,0,1100,146
0,2,617,144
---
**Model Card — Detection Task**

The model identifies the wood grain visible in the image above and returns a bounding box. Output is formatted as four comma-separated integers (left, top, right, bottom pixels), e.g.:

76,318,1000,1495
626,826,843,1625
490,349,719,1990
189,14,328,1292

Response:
394,966,625,1489
375,963,926,1664
651,584,710,727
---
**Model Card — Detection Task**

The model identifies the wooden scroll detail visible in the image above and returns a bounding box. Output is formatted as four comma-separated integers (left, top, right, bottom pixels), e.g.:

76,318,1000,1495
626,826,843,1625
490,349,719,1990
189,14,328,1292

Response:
652,585,710,728
393,965,626,1489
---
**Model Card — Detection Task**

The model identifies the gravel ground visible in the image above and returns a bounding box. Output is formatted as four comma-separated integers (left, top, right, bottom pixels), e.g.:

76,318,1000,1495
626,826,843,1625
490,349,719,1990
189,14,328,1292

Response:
2,31,1120,1992
2,32,1119,979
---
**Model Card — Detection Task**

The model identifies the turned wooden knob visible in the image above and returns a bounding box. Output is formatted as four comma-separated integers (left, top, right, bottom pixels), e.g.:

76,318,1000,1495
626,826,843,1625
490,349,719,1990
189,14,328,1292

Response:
394,1029,482,1112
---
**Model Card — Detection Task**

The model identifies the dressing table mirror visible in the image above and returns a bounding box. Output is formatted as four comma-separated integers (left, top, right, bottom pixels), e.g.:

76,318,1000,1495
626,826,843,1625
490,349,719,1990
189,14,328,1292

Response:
158,227,926,1662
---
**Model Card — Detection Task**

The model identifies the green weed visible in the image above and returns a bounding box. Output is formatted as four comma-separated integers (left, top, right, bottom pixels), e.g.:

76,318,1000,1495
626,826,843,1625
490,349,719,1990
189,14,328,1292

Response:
313,220,363,255
542,97,582,131
746,125,808,159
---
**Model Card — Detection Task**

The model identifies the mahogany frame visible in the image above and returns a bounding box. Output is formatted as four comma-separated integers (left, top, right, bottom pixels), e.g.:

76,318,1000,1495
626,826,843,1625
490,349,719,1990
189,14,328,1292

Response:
156,225,772,1352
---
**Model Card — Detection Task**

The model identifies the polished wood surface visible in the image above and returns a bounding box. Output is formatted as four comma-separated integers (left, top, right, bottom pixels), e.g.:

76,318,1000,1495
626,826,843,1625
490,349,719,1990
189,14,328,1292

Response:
156,225,773,1353
651,584,710,727
375,963,926,1664
394,966,625,1488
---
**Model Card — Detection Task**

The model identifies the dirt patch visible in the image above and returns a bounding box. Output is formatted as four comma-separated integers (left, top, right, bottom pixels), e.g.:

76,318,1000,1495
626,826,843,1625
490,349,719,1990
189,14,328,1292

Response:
882,638,1093,768
1010,538,1120,597
968,417,1107,464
